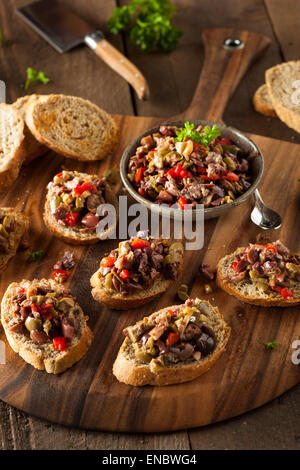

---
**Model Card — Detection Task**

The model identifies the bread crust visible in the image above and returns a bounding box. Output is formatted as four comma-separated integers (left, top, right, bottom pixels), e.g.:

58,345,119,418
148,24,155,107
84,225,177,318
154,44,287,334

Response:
266,61,300,133
0,104,25,192
216,251,300,307
1,279,94,374
0,208,28,274
253,84,277,117
113,303,231,386
43,180,119,245
25,94,119,161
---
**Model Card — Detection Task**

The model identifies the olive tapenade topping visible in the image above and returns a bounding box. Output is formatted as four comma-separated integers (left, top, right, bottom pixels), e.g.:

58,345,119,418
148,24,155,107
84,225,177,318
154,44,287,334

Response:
48,170,108,232
124,298,216,366
227,240,300,299
7,283,81,352
127,122,252,209
99,236,184,296
0,213,15,254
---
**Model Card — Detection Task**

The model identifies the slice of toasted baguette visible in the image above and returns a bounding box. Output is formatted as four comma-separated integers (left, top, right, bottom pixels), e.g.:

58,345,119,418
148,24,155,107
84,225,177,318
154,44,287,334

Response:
90,240,184,310
253,84,277,117
25,94,119,161
13,95,48,164
216,249,300,307
113,300,231,386
0,104,25,192
266,61,300,133
1,279,93,374
0,208,28,273
43,177,119,245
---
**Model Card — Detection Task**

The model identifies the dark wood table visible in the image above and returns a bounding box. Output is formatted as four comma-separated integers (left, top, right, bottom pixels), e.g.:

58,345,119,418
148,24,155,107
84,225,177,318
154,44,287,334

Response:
0,0,299,450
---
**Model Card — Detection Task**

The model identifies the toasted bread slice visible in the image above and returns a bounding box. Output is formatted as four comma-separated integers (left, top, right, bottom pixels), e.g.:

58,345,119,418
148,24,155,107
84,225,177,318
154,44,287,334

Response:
43,172,119,245
113,299,231,386
90,239,184,310
216,249,300,307
1,279,93,374
13,95,48,164
0,104,25,192
25,94,119,161
253,84,277,117
266,61,300,133
0,208,28,273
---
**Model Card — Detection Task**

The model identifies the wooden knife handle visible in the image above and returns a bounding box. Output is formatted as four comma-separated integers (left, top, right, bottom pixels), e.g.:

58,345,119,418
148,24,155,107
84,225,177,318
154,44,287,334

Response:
85,32,150,100
179,28,271,122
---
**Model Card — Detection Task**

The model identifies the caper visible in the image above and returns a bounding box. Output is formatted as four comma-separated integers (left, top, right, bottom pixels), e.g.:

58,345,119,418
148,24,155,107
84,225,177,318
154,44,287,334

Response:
25,316,42,332
167,241,184,264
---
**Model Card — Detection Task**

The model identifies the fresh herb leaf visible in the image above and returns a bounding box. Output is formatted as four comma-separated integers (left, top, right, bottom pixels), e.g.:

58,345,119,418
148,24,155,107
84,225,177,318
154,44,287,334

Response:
27,250,45,262
107,0,182,52
175,121,221,147
261,340,277,350
25,67,50,91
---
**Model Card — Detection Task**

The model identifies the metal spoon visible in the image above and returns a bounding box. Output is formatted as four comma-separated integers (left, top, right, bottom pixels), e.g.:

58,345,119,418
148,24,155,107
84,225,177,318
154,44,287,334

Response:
251,189,282,230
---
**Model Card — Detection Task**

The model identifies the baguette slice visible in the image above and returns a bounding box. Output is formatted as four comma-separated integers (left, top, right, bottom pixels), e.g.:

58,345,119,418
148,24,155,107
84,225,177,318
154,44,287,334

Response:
0,104,25,192
113,299,231,386
216,249,300,307
90,239,184,310
266,61,300,133
1,279,93,374
0,208,28,273
25,94,119,161
13,95,48,164
253,84,277,117
43,173,119,245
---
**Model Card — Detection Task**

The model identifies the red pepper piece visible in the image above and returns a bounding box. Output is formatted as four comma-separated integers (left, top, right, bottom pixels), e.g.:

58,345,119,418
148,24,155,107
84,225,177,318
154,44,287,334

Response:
168,309,175,316
138,187,147,197
178,196,188,210
200,175,219,181
31,303,39,313
120,269,130,281
225,172,239,182
231,262,238,271
100,256,117,267
55,172,63,178
17,287,25,294
39,304,53,319
65,212,80,227
53,337,67,352
131,238,150,249
281,287,295,299
197,166,207,174
193,143,207,154
74,182,97,196
135,167,146,184
52,270,71,283
166,332,179,347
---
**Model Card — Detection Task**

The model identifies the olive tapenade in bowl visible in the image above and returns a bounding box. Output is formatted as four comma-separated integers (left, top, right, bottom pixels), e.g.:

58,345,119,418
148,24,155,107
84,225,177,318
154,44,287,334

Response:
120,120,264,219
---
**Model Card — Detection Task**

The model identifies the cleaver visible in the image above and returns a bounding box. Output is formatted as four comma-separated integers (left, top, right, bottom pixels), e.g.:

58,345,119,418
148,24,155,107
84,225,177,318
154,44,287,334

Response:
17,0,150,100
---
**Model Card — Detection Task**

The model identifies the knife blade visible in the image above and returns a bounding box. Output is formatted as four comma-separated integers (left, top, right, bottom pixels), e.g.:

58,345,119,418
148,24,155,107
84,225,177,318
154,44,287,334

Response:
17,0,149,100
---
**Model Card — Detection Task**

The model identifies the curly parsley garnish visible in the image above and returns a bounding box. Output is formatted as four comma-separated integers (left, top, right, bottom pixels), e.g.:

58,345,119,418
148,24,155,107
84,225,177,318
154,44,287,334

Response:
261,340,277,350
27,250,45,262
25,67,50,91
175,121,221,147
107,0,182,52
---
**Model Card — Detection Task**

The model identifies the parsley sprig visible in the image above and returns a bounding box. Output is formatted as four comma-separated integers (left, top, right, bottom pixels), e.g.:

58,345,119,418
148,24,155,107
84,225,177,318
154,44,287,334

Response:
25,67,50,91
261,340,277,350
175,121,221,147
27,250,45,262
107,0,182,52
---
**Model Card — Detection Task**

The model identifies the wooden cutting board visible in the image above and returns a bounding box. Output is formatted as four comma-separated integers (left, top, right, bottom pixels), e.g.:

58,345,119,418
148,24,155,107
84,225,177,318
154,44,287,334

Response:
0,29,299,432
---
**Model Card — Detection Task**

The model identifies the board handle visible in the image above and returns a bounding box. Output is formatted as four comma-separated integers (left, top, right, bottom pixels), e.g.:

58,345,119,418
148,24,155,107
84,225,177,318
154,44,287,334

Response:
179,28,271,122
85,32,150,100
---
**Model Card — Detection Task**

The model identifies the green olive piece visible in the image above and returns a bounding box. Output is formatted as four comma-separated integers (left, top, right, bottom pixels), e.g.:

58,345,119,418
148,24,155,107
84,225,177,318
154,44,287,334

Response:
25,317,42,332
133,344,152,363
177,284,189,301
167,241,184,264
224,156,236,171
54,196,62,208
104,273,114,291
222,145,238,155
57,297,75,313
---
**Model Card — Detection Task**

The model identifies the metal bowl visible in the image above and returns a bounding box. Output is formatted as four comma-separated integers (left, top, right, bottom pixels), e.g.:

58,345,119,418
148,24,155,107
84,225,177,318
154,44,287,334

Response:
120,120,264,220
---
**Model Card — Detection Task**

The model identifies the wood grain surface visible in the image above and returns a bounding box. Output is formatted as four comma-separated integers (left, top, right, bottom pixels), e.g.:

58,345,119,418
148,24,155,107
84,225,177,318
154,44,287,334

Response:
0,0,299,449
